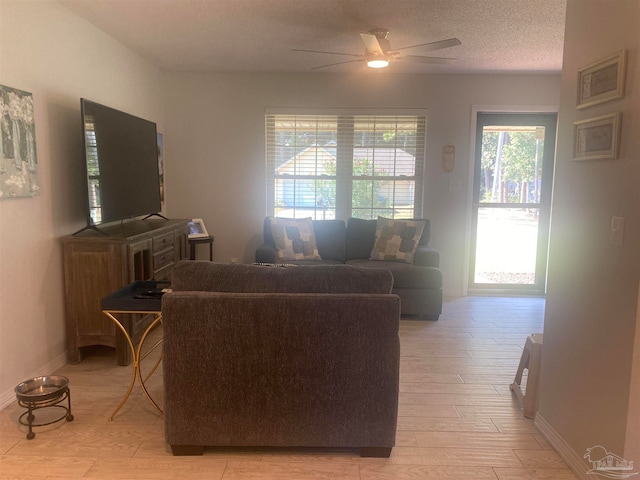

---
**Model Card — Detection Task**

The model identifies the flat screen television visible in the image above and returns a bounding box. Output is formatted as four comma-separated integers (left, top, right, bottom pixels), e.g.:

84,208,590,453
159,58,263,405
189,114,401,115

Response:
80,98,161,227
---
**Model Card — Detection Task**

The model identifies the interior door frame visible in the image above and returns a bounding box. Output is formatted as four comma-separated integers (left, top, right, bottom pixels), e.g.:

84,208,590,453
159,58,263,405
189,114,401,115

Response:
462,105,558,296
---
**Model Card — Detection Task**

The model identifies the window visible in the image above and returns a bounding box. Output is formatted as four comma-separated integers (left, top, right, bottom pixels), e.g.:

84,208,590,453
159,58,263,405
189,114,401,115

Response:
266,113,425,220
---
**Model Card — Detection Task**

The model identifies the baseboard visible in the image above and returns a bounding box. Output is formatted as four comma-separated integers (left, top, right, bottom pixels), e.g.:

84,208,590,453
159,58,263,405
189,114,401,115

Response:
534,413,589,480
0,351,68,411
443,289,463,298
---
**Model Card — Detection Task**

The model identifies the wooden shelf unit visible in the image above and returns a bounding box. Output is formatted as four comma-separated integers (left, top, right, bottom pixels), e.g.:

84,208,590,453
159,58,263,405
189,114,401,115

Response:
61,218,189,365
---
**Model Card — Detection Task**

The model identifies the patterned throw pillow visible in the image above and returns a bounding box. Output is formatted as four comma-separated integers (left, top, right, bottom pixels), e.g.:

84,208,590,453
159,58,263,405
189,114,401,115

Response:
270,217,321,261
369,217,426,264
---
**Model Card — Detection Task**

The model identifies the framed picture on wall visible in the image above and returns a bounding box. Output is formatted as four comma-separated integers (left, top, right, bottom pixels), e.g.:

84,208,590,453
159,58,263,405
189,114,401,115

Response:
577,50,626,109
0,84,39,198
573,112,621,161
187,218,209,238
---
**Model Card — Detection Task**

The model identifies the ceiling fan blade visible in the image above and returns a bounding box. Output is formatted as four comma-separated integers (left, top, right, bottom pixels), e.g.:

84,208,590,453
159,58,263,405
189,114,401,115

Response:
292,48,362,58
311,59,363,70
360,32,385,55
400,55,457,64
393,37,462,52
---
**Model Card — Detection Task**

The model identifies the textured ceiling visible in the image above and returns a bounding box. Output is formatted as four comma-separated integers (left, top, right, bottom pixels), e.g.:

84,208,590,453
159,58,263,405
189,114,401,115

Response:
60,0,566,74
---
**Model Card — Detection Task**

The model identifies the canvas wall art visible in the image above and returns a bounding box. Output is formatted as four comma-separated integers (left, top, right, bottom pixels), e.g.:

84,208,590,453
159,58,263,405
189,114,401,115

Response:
0,85,39,198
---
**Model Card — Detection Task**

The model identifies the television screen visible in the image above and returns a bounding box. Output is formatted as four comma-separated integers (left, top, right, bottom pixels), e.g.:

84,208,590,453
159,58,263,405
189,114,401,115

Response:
81,99,161,225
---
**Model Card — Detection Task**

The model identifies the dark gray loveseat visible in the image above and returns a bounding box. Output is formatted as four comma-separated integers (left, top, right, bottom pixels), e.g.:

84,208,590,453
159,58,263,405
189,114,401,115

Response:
256,217,442,319
163,261,400,457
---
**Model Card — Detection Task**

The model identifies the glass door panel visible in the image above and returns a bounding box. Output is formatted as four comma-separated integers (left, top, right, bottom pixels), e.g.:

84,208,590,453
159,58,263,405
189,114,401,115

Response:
469,113,557,294
475,207,539,285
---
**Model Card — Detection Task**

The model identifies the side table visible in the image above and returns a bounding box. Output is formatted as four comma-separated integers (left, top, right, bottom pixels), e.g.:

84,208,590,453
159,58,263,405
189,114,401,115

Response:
189,235,214,260
101,281,166,420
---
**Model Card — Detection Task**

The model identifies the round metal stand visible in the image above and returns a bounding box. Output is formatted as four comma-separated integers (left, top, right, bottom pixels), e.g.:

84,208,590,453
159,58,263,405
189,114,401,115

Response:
15,376,74,440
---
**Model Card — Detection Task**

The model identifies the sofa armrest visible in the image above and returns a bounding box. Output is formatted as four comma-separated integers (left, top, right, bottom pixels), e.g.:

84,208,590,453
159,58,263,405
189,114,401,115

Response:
255,244,278,263
414,245,440,268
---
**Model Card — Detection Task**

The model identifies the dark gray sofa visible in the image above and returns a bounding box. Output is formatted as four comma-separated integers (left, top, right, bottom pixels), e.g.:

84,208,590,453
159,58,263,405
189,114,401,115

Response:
255,217,442,320
163,261,400,457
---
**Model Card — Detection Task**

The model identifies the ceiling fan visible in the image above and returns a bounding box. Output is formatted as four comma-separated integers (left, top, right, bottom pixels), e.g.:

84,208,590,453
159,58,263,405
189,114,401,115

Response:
293,28,462,70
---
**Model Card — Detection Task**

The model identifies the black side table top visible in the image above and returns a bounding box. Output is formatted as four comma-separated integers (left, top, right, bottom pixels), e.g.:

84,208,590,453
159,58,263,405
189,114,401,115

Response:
101,280,168,312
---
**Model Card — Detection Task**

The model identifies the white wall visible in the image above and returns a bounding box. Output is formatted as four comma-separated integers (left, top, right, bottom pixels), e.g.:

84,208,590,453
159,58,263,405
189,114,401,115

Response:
163,72,561,296
538,0,640,471
0,0,165,406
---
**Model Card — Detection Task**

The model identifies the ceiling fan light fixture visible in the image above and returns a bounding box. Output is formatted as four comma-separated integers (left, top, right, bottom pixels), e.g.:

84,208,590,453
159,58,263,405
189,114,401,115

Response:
367,57,389,68
296,28,461,71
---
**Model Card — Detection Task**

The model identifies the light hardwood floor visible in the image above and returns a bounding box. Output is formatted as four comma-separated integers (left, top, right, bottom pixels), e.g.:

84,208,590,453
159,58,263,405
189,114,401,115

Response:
0,296,577,479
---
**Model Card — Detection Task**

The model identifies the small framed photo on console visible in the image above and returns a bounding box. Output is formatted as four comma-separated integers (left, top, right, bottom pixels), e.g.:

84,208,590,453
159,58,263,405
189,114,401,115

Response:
187,218,209,238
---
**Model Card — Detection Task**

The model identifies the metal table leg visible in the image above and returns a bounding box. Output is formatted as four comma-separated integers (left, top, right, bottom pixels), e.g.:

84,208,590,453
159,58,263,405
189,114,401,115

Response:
103,311,163,421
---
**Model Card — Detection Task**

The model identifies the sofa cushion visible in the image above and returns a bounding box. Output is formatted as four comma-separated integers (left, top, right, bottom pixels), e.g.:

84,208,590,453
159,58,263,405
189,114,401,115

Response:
171,262,394,294
417,219,431,246
270,217,321,261
346,217,431,261
277,259,344,266
346,218,377,260
369,217,426,264
346,259,442,290
312,219,347,262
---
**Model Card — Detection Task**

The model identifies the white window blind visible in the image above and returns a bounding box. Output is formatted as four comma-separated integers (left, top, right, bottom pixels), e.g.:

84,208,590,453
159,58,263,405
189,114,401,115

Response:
266,114,425,220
